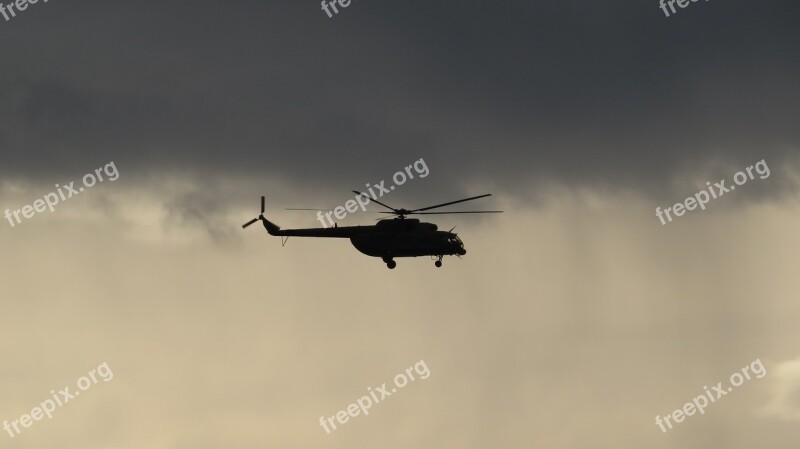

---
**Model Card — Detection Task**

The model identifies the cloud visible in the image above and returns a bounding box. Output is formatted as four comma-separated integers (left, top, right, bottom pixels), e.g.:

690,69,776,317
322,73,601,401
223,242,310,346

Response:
759,357,800,421
0,0,798,199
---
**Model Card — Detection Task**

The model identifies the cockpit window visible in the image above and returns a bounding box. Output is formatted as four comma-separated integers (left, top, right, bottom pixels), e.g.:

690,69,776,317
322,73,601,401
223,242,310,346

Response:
448,235,462,244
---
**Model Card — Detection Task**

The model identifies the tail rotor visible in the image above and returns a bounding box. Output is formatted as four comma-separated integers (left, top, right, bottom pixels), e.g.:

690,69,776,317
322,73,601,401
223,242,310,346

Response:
242,196,266,229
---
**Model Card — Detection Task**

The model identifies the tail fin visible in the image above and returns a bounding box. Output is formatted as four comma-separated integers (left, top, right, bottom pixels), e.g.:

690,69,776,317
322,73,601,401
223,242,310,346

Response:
262,217,281,235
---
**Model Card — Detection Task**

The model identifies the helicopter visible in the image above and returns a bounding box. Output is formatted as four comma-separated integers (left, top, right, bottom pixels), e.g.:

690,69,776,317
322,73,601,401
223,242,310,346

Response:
242,192,502,269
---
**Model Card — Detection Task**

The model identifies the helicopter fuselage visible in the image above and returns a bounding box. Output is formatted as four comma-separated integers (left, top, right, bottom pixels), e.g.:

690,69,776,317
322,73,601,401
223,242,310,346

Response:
349,219,466,258
261,217,466,261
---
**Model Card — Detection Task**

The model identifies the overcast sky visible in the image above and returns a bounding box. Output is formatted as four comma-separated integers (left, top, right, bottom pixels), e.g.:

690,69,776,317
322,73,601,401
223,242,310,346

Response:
1,0,798,193
1,1,799,449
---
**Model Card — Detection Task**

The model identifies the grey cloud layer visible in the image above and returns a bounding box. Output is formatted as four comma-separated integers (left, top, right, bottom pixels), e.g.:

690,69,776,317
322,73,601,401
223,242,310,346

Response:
0,0,798,198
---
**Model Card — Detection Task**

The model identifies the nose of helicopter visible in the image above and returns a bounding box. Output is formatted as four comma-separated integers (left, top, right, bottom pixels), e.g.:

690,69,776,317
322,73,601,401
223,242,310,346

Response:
457,248,466,255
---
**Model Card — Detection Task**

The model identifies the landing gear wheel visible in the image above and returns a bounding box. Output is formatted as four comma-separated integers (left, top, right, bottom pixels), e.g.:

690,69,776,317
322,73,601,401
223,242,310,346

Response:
435,260,442,267
386,260,397,269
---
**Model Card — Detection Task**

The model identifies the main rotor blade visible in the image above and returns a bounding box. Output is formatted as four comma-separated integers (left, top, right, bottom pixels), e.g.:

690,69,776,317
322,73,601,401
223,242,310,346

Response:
410,194,493,213
352,191,397,213
285,208,329,211
242,218,260,228
412,210,503,215
286,208,386,214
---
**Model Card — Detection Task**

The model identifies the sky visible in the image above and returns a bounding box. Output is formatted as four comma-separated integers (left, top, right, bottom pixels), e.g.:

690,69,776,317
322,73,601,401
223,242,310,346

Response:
1,1,800,448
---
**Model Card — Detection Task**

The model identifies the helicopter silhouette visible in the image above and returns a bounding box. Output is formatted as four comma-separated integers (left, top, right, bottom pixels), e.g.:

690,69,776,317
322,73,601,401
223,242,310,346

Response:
242,192,502,269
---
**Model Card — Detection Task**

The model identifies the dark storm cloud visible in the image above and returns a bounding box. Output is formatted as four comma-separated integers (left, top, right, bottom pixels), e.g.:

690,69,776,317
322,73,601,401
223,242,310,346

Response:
0,0,798,197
